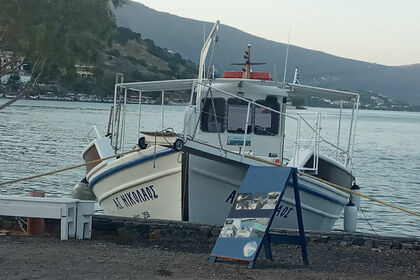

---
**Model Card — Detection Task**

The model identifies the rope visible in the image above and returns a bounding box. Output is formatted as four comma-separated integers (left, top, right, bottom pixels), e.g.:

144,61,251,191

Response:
2,138,419,219
360,205,378,235
243,154,420,218
0,148,141,187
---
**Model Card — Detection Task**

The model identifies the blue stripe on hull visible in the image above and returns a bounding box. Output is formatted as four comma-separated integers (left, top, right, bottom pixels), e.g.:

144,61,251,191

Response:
295,182,347,206
89,148,176,189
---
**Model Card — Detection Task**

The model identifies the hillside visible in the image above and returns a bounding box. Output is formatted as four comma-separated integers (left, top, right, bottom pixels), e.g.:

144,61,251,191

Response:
103,27,197,82
63,27,198,97
115,1,420,105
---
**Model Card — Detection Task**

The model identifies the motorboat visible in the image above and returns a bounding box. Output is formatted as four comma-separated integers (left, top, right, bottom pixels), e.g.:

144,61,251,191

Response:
75,21,360,232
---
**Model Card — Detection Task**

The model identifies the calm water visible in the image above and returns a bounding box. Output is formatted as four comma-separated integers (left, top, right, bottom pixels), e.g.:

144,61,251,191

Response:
1,99,419,237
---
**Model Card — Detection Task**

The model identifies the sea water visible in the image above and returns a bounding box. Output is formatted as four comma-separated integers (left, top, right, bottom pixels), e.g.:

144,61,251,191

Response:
1,99,419,237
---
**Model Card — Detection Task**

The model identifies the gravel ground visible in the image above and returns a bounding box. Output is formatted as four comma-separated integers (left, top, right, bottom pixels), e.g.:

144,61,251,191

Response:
0,235,419,280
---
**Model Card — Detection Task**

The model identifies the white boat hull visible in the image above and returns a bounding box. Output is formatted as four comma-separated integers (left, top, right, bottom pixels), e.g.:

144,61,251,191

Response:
86,144,349,232
187,154,349,232
87,146,183,220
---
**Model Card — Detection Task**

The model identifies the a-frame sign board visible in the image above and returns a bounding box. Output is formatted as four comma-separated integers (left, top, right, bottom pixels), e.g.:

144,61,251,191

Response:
209,166,308,269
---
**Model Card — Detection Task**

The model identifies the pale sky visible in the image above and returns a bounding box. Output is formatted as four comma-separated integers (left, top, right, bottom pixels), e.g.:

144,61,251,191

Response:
134,0,420,66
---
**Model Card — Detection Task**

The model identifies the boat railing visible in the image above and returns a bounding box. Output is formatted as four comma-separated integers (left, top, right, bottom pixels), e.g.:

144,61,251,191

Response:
191,82,354,173
112,78,355,174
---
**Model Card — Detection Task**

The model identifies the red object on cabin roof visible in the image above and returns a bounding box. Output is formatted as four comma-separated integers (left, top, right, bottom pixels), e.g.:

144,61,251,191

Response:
222,71,272,80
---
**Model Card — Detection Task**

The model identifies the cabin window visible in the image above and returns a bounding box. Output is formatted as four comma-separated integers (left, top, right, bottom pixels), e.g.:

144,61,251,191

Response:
254,96,280,136
200,98,226,133
227,98,252,134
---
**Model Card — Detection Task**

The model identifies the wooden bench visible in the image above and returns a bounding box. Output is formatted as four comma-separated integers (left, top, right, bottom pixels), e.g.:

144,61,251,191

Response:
0,195,94,240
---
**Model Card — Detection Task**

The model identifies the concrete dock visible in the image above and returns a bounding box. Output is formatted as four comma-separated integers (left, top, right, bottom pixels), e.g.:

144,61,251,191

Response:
1,215,419,279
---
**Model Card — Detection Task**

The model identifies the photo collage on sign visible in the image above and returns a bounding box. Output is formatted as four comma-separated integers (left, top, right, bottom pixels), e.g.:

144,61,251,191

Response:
219,192,281,239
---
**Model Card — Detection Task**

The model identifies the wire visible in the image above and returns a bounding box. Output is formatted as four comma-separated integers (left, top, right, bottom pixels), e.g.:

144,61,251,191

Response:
360,205,378,235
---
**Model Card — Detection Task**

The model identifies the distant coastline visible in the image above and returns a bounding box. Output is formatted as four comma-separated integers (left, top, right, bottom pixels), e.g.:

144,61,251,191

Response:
1,95,419,112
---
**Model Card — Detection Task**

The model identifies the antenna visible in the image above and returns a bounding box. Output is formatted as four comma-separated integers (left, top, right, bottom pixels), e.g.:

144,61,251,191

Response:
203,24,206,45
273,64,277,83
282,27,291,84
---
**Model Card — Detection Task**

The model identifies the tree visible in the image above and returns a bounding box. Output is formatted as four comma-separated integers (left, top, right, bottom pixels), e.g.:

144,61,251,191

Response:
0,0,126,110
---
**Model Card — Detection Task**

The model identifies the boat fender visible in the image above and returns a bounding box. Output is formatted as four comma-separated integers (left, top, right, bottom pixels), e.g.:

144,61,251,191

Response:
350,183,361,210
138,137,148,149
173,138,184,151
72,178,97,201
343,201,358,233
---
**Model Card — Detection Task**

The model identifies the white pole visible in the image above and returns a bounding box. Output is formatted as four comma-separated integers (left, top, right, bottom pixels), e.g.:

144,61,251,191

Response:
241,102,251,161
121,87,127,153
161,90,164,131
197,21,219,104
347,100,356,166
138,90,142,138
112,84,118,148
282,28,291,84
336,100,343,160
351,95,360,159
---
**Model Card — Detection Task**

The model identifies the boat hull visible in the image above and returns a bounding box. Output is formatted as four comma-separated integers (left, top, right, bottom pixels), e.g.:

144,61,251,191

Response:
87,146,183,220
187,154,349,231
87,144,349,232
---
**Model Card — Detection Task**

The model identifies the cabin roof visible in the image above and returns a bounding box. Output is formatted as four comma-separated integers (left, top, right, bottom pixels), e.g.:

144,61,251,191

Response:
288,83,359,102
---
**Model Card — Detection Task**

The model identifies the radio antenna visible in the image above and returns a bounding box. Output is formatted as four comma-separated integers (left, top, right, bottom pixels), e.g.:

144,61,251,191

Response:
282,27,291,84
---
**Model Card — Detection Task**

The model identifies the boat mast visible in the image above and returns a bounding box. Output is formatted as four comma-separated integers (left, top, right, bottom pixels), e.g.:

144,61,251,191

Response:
282,28,291,84
196,20,219,104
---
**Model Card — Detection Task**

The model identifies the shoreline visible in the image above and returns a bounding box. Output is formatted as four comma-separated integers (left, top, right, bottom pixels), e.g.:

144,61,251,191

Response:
1,96,420,112
1,215,419,279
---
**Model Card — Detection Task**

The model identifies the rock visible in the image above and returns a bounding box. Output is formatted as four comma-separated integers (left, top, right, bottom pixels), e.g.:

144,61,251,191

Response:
364,239,377,249
343,235,353,242
340,241,349,247
320,235,329,243
391,242,401,249
116,227,137,239
352,237,365,246
93,220,124,231
377,241,392,250
150,229,162,240
401,243,414,250
172,229,186,239
210,226,221,237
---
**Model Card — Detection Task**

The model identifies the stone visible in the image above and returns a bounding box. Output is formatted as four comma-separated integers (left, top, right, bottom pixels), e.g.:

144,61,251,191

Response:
150,229,162,240
117,227,138,239
377,241,392,250
401,243,414,250
391,241,401,249
135,224,151,234
343,235,353,242
93,220,124,231
172,229,186,239
364,239,377,249
340,241,349,247
352,237,365,246
210,227,221,237
320,235,329,243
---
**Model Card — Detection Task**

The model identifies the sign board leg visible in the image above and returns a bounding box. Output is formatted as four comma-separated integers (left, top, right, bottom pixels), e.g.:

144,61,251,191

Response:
247,261,255,269
263,235,272,260
292,169,309,265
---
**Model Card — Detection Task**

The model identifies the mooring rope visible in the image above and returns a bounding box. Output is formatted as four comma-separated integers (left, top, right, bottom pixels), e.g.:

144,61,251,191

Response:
0,148,141,187
1,143,419,219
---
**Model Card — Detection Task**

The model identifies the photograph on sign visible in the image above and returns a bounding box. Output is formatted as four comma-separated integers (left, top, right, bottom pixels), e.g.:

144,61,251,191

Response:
219,217,270,238
234,192,280,211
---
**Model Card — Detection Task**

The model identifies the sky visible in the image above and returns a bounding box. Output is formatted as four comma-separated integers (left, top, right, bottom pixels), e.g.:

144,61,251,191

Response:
134,0,420,66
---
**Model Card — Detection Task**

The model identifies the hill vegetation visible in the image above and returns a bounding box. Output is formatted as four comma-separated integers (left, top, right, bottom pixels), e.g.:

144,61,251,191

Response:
66,27,197,97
